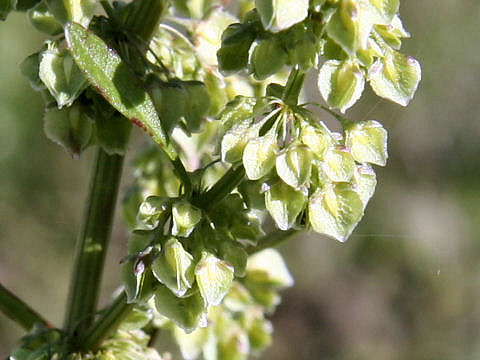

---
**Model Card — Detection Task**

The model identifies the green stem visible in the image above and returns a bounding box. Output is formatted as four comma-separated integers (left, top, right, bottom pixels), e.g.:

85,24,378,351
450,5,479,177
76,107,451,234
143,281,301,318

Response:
320,105,353,127
193,166,245,209
0,283,51,331
65,0,168,350
172,157,192,196
64,149,124,340
282,67,306,106
78,292,134,351
247,229,298,254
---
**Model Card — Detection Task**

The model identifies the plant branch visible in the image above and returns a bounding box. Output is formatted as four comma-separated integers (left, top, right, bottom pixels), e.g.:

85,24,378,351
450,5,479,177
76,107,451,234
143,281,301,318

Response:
78,292,134,351
282,67,306,107
247,229,298,254
64,149,124,340
192,165,245,209
0,282,51,331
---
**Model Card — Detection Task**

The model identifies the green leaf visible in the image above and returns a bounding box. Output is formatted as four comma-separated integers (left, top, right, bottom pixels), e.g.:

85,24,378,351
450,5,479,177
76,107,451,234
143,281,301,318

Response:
366,0,399,25
65,22,176,159
220,241,248,277
217,23,255,74
120,307,152,331
352,164,377,207
256,0,309,32
251,37,287,80
346,120,388,166
39,44,87,108
243,127,277,180
173,326,209,360
154,286,206,333
246,249,294,288
20,53,44,91
308,185,364,242
95,114,131,155
43,103,92,157
265,181,306,230
300,123,333,159
326,0,374,55
275,144,313,190
318,60,365,113
183,81,211,133
374,16,410,50
122,260,144,303
172,201,202,237
369,50,421,106
323,147,356,182
27,0,63,35
152,238,195,297
220,98,260,163
45,0,96,27
137,196,170,230
195,251,234,306
0,0,15,21
149,80,186,135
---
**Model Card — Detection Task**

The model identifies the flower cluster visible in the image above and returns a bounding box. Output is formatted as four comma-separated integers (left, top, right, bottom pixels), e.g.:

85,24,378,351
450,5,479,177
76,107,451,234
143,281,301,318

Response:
219,95,387,241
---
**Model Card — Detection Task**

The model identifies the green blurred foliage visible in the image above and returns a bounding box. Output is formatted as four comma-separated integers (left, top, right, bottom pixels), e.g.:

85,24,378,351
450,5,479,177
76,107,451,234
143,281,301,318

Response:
1,1,480,358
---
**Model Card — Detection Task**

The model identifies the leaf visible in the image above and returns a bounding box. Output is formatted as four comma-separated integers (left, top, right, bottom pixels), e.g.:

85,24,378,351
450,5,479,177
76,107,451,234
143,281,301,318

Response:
246,249,294,288
366,0,399,25
275,144,313,190
352,164,377,207
137,196,170,230
0,0,15,21
173,326,209,360
265,181,306,230
39,45,87,108
322,147,356,182
346,120,388,166
251,37,287,80
183,81,211,133
152,238,195,297
45,0,96,27
20,52,44,91
369,50,421,106
300,123,333,159
195,251,234,306
171,202,202,237
122,260,144,303
27,0,63,35
318,60,365,113
154,286,206,333
243,128,277,180
308,185,364,242
326,0,374,55
217,23,256,74
256,0,309,32
65,22,176,159
220,241,248,277
220,97,261,163
95,114,131,155
43,103,92,157
149,80,186,135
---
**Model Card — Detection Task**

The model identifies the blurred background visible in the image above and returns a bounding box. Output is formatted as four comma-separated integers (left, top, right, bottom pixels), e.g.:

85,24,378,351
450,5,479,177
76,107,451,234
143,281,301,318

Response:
1,1,480,358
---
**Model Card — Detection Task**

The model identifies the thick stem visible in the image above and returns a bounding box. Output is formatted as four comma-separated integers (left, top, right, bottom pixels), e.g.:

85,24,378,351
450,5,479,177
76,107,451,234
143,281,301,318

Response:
78,292,134,351
64,149,124,340
192,166,245,209
64,0,168,349
0,283,51,331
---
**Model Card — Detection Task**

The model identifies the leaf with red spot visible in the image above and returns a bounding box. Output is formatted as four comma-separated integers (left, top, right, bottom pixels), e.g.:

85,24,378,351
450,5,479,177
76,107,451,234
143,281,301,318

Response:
65,22,177,159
